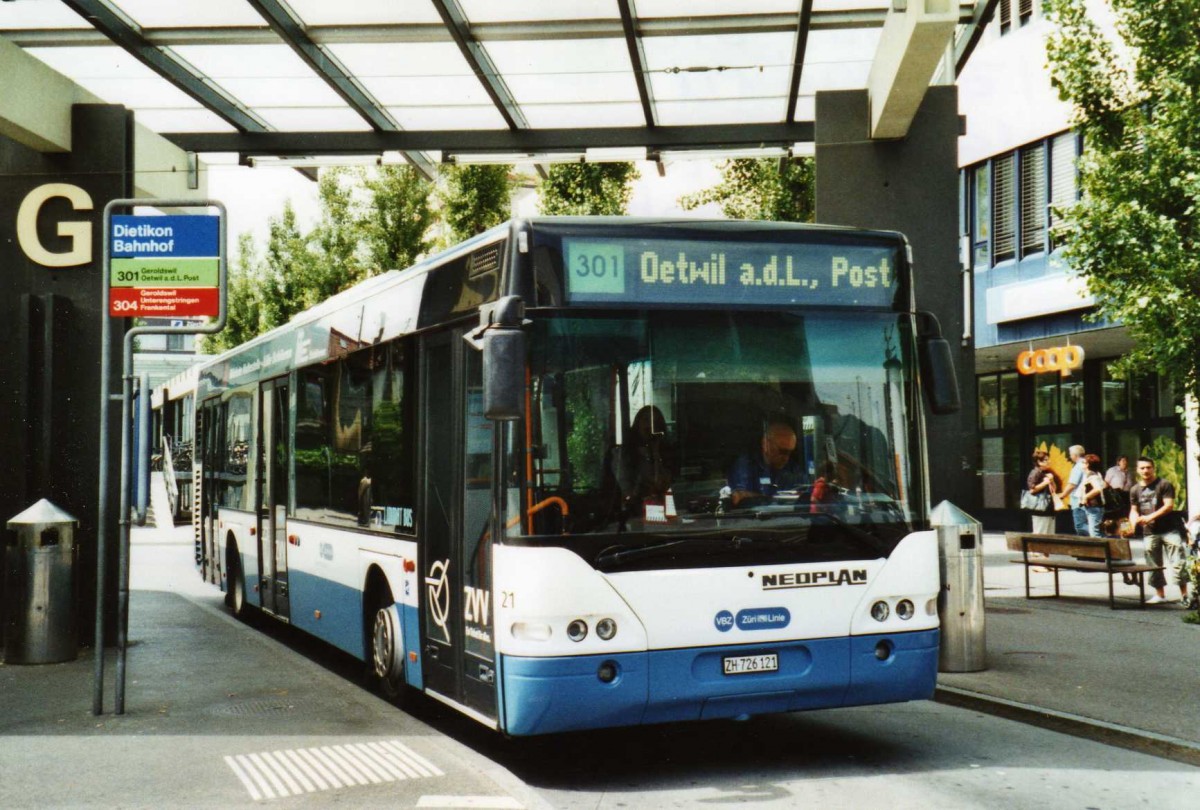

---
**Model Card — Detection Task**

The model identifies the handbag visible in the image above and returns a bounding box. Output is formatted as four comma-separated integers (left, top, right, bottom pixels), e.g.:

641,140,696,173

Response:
1021,489,1051,511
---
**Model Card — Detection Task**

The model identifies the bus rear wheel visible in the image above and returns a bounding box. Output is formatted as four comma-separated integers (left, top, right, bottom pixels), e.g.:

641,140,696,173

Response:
226,540,250,620
367,589,408,705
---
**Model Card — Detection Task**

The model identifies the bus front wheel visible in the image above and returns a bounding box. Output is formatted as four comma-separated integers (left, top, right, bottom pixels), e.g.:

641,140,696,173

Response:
226,540,250,620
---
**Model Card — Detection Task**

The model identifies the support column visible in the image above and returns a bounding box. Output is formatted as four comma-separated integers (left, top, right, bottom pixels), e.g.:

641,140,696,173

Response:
815,86,978,512
0,104,133,646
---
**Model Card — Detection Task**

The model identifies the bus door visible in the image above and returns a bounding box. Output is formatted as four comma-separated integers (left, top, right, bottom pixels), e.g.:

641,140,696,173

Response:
258,377,291,620
420,330,498,722
200,400,221,585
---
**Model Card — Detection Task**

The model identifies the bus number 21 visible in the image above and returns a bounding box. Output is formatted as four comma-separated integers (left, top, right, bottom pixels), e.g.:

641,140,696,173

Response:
501,591,515,608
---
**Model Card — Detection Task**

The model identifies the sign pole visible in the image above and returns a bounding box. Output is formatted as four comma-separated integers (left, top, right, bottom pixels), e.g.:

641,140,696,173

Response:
95,199,227,716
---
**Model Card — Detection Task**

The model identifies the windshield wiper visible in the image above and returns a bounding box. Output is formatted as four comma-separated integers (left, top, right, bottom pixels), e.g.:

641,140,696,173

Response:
595,532,807,568
803,511,888,555
596,539,694,567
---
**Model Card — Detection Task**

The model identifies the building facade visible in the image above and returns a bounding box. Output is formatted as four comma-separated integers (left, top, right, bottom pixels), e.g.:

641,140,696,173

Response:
957,1,1190,528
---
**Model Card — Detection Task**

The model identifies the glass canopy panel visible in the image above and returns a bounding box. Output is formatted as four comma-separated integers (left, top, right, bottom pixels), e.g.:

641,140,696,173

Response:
172,44,322,80
217,77,346,108
520,102,645,129
329,43,491,107
135,108,238,133
656,97,787,126
645,33,793,103
25,46,203,110
798,28,880,94
114,0,267,28
0,3,92,28
484,39,638,106
254,107,371,132
286,0,444,26
457,0,620,23
387,105,509,130
635,0,800,16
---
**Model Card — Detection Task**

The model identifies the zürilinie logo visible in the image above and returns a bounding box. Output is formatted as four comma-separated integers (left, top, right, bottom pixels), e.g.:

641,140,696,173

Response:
762,569,868,590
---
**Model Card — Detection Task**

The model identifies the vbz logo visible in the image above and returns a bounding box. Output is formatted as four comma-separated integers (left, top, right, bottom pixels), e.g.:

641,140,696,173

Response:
16,184,94,267
1016,345,1085,378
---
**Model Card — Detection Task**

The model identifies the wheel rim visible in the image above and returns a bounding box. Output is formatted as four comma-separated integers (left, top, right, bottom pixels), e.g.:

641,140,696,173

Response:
372,605,403,681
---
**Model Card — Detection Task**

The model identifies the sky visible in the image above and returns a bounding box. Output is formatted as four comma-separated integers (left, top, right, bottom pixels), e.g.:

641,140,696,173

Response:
204,156,726,251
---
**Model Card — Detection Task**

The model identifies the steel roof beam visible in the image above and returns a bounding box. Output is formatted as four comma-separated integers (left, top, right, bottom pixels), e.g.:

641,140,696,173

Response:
785,0,814,124
954,0,1000,76
617,0,657,128
243,0,434,179
166,123,815,156
429,0,528,130
6,6,984,49
58,0,269,133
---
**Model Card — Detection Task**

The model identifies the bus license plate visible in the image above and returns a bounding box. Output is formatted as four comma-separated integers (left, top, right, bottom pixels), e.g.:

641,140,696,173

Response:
722,653,778,675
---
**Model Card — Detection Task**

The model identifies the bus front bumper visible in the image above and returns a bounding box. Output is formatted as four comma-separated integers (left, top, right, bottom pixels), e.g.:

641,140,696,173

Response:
498,628,938,736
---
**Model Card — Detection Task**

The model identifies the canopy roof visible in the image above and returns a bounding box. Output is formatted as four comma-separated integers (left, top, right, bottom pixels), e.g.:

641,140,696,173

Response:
1,0,995,176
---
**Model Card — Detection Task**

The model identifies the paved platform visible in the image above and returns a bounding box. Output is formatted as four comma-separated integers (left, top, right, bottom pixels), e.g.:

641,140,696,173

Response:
937,531,1200,754
0,525,545,809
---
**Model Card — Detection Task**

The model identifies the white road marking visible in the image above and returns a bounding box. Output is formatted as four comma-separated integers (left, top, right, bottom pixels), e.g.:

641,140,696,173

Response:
225,740,446,801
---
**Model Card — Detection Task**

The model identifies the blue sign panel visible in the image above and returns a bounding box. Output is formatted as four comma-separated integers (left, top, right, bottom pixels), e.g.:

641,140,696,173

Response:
735,607,791,631
111,215,219,257
563,236,900,309
714,610,735,632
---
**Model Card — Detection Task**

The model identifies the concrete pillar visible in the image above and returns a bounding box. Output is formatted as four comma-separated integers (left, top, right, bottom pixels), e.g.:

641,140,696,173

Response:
815,86,978,513
0,104,132,645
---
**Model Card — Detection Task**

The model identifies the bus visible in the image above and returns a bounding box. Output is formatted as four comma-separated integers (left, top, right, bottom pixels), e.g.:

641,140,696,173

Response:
193,217,959,736
150,365,198,526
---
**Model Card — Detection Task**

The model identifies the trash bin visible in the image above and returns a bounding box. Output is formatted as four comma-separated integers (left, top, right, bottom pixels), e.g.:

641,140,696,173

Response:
3,499,80,664
930,500,986,672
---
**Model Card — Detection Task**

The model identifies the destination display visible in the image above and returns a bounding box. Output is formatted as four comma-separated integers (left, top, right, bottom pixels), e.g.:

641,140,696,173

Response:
563,236,901,308
109,214,221,317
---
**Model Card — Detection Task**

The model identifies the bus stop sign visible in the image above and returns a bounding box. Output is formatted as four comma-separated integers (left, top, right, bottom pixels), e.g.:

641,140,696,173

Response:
108,215,221,317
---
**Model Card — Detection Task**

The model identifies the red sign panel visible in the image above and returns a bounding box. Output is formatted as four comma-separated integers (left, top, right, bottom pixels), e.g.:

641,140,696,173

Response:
109,287,220,317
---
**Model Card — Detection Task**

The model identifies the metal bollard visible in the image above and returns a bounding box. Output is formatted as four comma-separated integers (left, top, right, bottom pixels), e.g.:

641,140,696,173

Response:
930,500,986,672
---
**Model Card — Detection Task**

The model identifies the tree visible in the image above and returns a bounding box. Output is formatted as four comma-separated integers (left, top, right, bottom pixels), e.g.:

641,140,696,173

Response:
359,165,435,274
201,231,263,354
258,201,319,330
680,158,815,222
310,167,364,297
1044,0,1200,462
440,164,518,243
538,163,639,215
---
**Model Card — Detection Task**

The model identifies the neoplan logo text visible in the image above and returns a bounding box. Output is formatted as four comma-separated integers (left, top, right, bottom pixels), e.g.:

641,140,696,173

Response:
762,569,868,590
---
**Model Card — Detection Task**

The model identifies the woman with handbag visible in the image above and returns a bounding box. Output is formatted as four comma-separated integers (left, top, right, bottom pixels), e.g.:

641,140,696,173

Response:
1080,453,1108,537
1023,450,1057,534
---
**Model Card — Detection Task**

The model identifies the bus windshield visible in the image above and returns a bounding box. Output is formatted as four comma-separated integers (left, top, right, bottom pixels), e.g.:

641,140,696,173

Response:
513,310,923,562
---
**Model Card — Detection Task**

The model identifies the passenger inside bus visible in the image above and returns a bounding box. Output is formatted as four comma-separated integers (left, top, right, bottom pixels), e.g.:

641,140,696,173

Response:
602,405,675,524
727,417,809,507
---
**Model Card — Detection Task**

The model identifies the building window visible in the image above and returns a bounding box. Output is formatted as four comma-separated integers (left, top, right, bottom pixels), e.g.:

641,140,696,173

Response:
1049,132,1078,249
978,372,1021,509
992,154,1016,262
999,0,1012,34
1019,0,1034,25
972,165,991,269
1019,144,1046,256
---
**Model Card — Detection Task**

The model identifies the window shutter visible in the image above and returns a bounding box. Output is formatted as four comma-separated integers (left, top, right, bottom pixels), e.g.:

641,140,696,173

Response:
1049,132,1077,248
1000,0,1012,32
1020,145,1046,255
993,154,1016,261
1019,0,1033,23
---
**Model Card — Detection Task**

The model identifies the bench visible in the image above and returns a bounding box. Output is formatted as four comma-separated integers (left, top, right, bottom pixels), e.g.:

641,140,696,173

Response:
1005,532,1162,610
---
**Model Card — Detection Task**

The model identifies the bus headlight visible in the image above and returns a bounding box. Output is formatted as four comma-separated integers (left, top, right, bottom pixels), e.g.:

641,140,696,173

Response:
596,618,617,640
896,599,915,620
566,619,588,642
511,622,552,641
870,601,890,622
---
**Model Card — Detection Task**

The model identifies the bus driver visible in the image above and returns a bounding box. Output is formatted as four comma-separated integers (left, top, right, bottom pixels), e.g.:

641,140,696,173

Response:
728,418,807,507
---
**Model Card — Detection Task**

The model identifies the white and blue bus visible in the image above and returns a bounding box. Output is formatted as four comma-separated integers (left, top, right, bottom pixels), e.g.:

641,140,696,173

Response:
194,218,959,736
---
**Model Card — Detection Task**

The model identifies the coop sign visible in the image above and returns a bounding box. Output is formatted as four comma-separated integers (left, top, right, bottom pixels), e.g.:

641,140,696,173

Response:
1016,345,1085,377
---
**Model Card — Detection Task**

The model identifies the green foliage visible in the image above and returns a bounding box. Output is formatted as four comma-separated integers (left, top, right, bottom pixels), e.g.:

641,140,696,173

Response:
359,165,435,274
258,202,318,331
1044,0,1200,441
538,163,639,215
679,158,815,222
441,164,517,243
565,372,607,491
201,231,262,354
310,168,364,296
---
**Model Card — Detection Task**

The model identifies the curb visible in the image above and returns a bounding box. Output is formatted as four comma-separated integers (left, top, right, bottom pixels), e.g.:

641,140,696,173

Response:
935,685,1200,768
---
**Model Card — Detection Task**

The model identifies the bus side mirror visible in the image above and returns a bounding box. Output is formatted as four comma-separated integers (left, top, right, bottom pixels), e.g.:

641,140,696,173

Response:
918,334,961,416
482,326,525,421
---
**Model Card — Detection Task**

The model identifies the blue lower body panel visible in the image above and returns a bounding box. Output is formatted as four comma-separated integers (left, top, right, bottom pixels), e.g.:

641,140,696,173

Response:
500,629,939,736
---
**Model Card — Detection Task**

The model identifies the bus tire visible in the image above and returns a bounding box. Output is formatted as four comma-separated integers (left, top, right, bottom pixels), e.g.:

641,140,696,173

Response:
226,539,250,621
366,582,409,705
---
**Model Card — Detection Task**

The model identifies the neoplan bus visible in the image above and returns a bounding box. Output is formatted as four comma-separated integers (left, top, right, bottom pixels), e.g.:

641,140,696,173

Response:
193,217,960,736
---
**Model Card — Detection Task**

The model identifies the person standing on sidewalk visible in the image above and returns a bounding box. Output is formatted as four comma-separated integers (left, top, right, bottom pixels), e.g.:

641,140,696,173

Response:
1060,444,1089,536
1129,457,1190,606
1080,454,1108,538
1025,450,1057,534
1104,455,1133,512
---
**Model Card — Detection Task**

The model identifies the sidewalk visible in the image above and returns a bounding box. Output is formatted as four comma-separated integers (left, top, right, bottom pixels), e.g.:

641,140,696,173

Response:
937,531,1200,751
0,524,545,809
